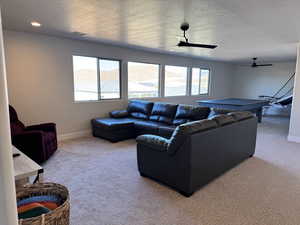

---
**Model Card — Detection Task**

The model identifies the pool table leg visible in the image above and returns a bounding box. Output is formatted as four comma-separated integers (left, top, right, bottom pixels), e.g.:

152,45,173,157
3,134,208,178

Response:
256,108,263,123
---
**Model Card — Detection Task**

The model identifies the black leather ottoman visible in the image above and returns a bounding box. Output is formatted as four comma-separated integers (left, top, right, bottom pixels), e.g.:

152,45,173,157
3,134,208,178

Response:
91,118,136,142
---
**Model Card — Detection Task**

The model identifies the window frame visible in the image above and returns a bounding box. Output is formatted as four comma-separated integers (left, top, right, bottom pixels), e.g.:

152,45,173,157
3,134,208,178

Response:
98,58,122,100
72,54,213,102
191,67,211,96
164,64,189,97
127,60,161,99
72,55,122,102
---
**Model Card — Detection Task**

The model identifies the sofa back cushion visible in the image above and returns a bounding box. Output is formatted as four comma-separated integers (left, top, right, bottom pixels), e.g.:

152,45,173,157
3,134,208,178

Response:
127,100,154,119
149,102,178,125
208,108,233,118
10,121,25,137
210,114,235,127
168,119,218,155
173,105,211,125
109,110,129,118
228,111,253,121
9,105,25,137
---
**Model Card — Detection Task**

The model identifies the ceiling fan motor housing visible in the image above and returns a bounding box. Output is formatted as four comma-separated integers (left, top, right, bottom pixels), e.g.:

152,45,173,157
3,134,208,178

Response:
180,22,190,31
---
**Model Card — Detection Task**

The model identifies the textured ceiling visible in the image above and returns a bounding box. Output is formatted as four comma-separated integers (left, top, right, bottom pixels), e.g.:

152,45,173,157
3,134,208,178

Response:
0,0,299,62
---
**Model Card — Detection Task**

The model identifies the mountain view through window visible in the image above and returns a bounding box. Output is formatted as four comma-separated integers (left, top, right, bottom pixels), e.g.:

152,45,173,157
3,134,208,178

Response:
128,62,159,98
164,65,187,96
73,56,120,101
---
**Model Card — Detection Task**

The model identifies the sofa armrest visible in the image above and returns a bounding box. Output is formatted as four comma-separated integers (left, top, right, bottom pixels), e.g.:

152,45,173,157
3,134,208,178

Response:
26,123,56,133
136,134,169,152
109,110,129,118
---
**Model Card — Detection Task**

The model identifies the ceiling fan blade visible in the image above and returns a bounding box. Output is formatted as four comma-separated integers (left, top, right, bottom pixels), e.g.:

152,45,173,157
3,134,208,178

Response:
257,64,273,67
177,41,217,49
238,65,252,67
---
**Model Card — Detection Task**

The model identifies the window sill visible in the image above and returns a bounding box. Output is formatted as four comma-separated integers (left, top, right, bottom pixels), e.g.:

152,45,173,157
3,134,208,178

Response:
73,99,124,103
73,94,210,103
164,95,188,98
191,94,210,97
128,96,159,100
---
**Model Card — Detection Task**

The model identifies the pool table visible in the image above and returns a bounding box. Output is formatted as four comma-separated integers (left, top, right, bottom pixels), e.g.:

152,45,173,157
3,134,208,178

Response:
197,98,270,123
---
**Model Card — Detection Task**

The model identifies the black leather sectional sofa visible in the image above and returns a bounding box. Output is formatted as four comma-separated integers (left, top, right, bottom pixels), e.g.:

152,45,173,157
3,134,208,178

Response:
91,100,258,197
91,100,211,142
136,111,257,197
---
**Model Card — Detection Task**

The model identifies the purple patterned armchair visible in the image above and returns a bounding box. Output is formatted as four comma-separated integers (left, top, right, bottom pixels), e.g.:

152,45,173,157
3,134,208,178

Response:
9,105,57,164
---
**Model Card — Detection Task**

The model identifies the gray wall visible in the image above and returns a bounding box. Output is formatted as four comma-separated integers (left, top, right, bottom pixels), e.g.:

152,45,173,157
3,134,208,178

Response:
232,61,296,99
3,30,235,136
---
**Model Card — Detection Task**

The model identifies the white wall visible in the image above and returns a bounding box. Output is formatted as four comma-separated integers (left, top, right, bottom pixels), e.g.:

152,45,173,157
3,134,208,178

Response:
288,45,300,143
3,30,235,137
232,61,296,99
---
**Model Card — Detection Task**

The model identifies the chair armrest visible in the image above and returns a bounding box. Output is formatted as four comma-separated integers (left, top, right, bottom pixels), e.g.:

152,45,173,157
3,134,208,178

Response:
26,123,56,133
13,131,44,145
136,135,169,152
12,131,45,163
109,110,129,118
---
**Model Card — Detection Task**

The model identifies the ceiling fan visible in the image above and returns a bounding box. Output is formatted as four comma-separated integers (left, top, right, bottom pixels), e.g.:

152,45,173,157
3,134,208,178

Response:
177,22,217,49
249,58,273,68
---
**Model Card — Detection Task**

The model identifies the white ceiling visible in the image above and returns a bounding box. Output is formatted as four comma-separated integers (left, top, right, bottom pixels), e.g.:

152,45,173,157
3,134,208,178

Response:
0,0,299,63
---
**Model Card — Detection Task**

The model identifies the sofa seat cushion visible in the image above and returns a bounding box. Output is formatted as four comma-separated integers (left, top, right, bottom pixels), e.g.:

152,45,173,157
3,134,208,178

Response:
158,125,176,138
149,102,178,125
127,100,154,119
92,118,137,131
173,105,210,125
91,118,138,142
134,120,165,135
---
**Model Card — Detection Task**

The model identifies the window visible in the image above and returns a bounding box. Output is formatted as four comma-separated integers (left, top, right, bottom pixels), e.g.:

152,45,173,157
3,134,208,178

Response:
99,59,121,99
191,68,210,95
128,62,159,98
164,65,187,96
73,56,98,101
73,56,121,101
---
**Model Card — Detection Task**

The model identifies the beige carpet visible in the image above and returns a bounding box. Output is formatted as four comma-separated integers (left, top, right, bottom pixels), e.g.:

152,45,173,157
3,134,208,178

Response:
43,116,300,225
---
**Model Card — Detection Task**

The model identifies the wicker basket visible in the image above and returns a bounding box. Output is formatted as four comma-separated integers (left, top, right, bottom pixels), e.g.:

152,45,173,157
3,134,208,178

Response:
17,183,70,225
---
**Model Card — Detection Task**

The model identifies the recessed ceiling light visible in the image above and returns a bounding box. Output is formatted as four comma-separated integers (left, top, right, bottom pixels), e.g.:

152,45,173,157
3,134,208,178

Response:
31,21,41,27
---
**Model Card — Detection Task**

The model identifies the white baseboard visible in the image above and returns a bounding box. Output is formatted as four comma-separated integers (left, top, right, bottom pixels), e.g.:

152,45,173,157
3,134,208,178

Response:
287,135,300,143
58,129,91,142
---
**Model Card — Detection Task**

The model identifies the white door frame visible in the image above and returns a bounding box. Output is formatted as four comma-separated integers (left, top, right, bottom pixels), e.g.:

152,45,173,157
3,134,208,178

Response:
0,8,18,225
